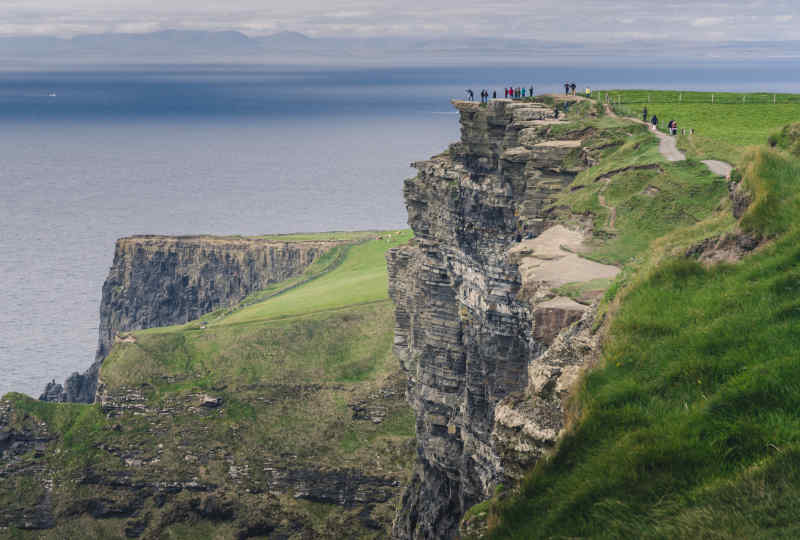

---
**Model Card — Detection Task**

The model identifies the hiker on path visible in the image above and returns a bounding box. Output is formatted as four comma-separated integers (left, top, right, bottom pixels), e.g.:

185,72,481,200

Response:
570,83,577,96
585,87,591,97
530,85,534,97
642,106,648,122
669,119,678,135
521,87,526,98
651,114,658,131
504,88,509,98
493,90,496,99
564,82,570,95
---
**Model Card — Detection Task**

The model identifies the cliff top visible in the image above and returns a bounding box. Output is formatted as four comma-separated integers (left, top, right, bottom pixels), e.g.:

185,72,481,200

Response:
117,230,389,248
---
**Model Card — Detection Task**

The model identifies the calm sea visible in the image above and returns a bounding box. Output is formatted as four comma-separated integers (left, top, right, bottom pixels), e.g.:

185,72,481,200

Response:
2,62,799,398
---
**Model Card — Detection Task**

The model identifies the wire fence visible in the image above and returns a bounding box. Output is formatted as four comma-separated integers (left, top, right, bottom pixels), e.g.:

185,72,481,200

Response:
597,91,800,106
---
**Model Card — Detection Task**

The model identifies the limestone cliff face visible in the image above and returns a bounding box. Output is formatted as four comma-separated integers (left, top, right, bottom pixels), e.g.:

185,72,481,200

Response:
388,100,607,539
41,236,337,403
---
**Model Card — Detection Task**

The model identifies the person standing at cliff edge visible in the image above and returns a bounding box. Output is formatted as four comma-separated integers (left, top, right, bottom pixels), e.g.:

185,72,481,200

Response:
570,82,577,96
564,82,570,95
530,85,534,97
651,114,659,131
643,106,648,122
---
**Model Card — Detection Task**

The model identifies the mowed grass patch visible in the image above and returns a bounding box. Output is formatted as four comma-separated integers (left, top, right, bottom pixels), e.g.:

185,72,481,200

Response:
213,231,413,326
599,90,800,164
486,144,800,540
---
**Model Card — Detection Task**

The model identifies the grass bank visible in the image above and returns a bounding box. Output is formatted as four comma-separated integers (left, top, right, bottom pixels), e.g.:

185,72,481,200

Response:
483,137,800,538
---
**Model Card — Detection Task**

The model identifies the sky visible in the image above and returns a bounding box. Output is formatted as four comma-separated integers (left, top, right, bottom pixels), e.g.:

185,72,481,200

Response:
1,0,799,42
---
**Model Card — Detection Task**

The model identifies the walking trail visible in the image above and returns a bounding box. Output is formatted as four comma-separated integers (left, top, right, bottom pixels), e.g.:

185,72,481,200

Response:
604,103,733,176
504,99,735,313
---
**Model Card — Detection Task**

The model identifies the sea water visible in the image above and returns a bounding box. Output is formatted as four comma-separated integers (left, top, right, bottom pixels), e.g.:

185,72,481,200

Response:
2,62,799,397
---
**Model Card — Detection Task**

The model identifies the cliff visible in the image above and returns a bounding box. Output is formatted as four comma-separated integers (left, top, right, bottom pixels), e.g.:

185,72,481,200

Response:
41,235,339,403
3,234,416,539
387,99,620,538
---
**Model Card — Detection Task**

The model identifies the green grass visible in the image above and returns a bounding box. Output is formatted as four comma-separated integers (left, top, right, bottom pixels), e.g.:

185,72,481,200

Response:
555,126,729,266
598,90,800,164
485,145,800,539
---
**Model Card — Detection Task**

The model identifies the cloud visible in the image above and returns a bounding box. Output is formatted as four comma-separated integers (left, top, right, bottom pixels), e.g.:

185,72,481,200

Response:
0,0,799,42
691,17,725,27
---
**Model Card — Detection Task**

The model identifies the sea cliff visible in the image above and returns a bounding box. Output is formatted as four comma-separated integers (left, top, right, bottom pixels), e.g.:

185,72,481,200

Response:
41,236,338,403
387,99,617,538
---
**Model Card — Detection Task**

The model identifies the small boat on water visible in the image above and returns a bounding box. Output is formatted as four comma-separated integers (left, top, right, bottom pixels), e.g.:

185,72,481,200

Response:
48,92,57,97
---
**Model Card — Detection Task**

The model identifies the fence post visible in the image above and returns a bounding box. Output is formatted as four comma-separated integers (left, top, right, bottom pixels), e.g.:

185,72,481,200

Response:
774,94,777,104
743,95,746,104
679,92,682,103
712,93,714,104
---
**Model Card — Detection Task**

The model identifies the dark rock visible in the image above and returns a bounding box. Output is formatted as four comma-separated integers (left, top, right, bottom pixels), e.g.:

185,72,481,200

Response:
388,100,601,539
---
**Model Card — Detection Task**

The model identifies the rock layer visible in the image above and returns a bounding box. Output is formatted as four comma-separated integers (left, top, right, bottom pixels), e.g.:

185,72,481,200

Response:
388,100,611,539
42,236,338,403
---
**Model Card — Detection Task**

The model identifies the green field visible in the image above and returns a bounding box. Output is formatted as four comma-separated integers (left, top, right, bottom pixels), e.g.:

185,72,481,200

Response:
599,90,800,164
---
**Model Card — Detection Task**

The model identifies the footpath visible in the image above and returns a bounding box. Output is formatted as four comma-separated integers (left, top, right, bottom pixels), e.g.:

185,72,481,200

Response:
604,104,733,177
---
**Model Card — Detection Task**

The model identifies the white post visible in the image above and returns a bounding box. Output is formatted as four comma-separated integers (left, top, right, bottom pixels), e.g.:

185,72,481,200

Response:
712,93,714,104
680,93,682,103
743,95,746,104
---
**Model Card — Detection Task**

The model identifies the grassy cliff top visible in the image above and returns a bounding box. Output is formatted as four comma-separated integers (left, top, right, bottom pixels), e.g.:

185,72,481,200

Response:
116,230,386,247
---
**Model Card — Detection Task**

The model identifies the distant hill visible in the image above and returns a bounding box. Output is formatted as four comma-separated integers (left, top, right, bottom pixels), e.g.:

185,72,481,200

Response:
0,30,799,66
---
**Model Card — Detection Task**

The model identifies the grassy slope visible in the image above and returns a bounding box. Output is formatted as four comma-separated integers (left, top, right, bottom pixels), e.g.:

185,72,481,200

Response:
555,121,729,266
102,231,417,463
600,90,800,165
483,103,800,538
2,231,415,539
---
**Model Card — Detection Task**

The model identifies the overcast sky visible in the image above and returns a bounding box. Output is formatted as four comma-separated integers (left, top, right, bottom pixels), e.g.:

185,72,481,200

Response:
1,0,799,42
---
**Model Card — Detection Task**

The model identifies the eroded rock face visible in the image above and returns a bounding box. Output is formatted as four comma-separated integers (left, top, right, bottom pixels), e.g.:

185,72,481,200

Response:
388,100,605,539
42,236,338,403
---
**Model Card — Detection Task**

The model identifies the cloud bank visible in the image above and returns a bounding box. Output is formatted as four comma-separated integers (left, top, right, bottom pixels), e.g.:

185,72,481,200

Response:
0,0,798,42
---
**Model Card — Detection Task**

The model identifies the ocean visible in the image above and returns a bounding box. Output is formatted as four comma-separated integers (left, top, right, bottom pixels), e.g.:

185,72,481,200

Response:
2,62,799,398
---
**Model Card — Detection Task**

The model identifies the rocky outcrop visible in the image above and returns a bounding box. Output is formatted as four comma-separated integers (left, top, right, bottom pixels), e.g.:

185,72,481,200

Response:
42,236,338,403
388,100,615,539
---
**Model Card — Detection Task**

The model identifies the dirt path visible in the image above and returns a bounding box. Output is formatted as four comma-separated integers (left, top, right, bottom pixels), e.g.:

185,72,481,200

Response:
604,103,732,176
701,159,734,178
597,178,617,229
509,225,620,288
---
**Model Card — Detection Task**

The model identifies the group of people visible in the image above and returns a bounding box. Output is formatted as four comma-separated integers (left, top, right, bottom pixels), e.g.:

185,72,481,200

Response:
563,82,591,97
464,85,536,103
505,86,535,99
643,107,679,135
